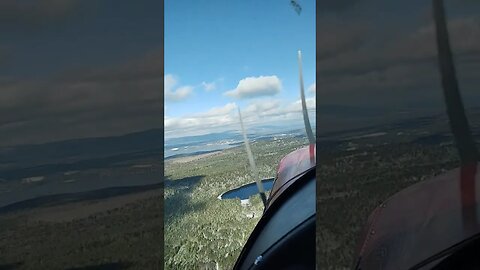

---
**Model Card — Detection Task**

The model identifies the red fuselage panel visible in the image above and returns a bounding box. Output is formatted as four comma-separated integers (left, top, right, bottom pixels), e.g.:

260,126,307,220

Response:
356,162,480,269
267,144,316,209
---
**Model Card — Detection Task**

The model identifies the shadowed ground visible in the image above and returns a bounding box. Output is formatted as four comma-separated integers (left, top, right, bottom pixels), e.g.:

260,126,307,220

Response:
316,112,480,269
0,183,163,270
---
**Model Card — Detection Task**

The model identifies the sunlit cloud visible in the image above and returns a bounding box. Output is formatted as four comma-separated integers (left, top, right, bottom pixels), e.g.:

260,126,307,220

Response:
164,98,315,138
164,74,193,102
308,82,316,94
224,75,282,99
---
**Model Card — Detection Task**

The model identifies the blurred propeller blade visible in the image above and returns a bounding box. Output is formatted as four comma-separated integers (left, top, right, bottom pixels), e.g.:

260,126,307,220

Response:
290,0,302,15
433,0,479,164
298,50,315,146
433,0,479,231
238,107,267,207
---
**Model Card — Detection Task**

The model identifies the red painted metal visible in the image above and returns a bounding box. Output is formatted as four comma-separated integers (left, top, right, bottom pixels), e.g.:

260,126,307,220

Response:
355,162,480,269
460,162,478,232
266,144,316,210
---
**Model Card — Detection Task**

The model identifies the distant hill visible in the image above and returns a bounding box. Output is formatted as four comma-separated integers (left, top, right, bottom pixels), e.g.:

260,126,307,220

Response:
164,124,310,148
0,128,163,170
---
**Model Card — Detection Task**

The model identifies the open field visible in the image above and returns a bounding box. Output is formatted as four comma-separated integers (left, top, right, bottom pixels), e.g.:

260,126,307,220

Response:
168,151,222,164
164,137,309,269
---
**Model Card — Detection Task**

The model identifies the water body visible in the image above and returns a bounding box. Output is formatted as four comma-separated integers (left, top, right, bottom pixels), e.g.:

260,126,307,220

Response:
164,140,242,159
219,178,275,200
164,127,310,159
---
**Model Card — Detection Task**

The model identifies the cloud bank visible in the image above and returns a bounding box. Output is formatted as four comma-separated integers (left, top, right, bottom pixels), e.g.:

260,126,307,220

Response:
316,3,480,111
164,98,315,138
0,49,163,147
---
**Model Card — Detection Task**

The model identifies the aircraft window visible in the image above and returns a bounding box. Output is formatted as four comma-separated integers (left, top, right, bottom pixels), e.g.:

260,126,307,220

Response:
164,1,316,269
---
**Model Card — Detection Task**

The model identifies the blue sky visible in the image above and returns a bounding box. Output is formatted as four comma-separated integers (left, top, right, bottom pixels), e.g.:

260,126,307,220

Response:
164,0,316,138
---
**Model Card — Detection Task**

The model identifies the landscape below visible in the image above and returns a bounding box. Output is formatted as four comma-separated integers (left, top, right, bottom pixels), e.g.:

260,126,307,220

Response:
0,130,164,269
164,136,308,269
316,108,480,270
0,109,479,269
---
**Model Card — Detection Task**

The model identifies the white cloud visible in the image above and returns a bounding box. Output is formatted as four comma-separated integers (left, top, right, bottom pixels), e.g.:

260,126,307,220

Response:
164,108,238,138
224,75,282,99
201,81,216,91
287,97,316,112
200,102,237,117
244,99,281,116
241,98,315,128
164,97,315,138
164,74,193,102
308,82,316,94
166,86,193,101
164,74,176,92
